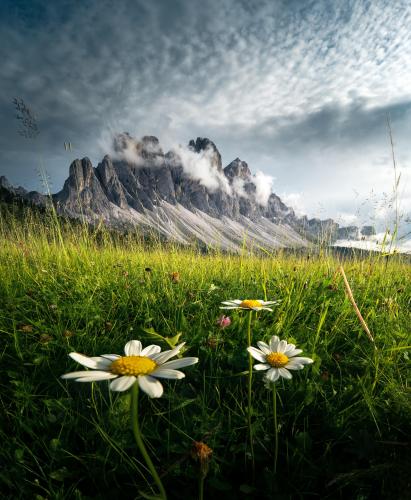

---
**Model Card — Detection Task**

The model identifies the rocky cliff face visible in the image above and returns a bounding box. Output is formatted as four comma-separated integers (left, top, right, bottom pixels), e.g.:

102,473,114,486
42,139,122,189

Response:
1,134,360,250
66,133,285,223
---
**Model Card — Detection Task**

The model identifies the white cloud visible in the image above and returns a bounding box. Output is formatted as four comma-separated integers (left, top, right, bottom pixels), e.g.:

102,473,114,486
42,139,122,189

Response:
280,192,306,216
252,170,274,207
171,144,232,193
336,212,359,225
334,231,411,254
231,176,247,198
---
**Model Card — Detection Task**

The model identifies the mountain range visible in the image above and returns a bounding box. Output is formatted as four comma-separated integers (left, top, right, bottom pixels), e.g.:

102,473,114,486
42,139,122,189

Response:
0,134,373,251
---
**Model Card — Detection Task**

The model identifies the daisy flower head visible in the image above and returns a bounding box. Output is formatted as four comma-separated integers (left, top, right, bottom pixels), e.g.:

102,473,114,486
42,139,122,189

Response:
220,299,280,311
61,340,198,398
247,335,313,383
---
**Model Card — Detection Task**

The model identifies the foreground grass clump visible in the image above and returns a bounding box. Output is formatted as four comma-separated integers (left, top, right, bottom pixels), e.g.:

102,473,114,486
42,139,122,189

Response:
0,215,410,499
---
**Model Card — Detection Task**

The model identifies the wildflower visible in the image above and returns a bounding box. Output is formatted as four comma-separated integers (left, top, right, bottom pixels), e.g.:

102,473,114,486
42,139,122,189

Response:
192,441,213,463
216,314,231,329
61,340,198,398
220,299,279,311
220,298,279,467
192,441,213,477
248,335,313,382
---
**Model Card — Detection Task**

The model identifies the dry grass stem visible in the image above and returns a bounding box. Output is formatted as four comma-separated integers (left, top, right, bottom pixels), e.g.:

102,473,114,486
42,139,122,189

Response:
339,265,376,346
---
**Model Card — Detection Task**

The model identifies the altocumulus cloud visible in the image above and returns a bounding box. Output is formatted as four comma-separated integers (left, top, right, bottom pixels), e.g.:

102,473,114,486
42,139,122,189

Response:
0,0,410,232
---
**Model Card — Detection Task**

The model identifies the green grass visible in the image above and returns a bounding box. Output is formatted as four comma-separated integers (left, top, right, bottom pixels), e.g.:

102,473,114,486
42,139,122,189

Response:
1,210,410,499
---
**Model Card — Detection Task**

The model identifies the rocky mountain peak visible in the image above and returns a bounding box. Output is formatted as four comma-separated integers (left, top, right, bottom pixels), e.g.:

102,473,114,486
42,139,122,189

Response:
112,132,164,167
188,137,222,172
113,132,137,153
0,176,11,189
224,158,252,181
68,158,94,189
55,157,111,215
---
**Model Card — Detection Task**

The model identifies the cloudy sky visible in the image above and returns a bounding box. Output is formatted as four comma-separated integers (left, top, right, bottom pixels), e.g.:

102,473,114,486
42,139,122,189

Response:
1,0,411,233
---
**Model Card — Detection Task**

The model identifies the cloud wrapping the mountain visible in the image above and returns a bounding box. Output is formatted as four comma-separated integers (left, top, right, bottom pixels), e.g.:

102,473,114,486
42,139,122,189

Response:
171,144,232,194
253,170,274,207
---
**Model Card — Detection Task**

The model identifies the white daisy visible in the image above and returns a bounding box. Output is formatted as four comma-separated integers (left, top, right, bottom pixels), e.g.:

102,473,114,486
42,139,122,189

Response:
220,299,280,311
61,340,198,398
247,335,313,382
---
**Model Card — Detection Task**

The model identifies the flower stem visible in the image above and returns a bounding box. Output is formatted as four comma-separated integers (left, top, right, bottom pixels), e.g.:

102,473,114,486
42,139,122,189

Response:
246,311,255,473
272,384,278,474
198,474,204,500
131,382,167,500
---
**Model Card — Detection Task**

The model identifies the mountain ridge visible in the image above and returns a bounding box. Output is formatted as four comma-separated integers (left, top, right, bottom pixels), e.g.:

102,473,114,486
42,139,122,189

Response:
0,134,371,251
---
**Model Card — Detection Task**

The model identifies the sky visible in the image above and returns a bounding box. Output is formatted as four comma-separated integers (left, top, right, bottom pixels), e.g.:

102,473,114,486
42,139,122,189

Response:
1,0,411,236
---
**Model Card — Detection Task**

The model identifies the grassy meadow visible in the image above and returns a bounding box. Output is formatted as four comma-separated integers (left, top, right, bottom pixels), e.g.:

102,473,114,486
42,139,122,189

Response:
1,208,410,499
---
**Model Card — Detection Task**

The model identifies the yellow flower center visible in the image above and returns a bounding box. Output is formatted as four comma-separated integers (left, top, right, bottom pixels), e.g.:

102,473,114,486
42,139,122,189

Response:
110,356,157,376
240,299,263,309
266,352,289,368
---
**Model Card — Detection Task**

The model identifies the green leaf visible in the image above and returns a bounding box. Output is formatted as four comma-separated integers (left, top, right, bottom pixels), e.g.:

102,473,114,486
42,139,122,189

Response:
142,328,182,348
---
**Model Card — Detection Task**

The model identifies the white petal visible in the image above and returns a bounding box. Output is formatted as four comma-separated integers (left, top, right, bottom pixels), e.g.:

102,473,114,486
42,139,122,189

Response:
221,300,240,305
152,343,185,364
285,360,304,370
256,341,271,354
265,368,280,382
160,357,198,369
219,306,239,309
278,368,292,379
286,348,303,357
89,357,113,369
61,370,117,381
260,307,273,311
138,375,164,398
283,344,296,354
76,376,116,383
101,354,121,361
254,363,270,371
247,346,266,363
141,345,161,357
262,301,280,305
152,368,185,379
69,352,100,369
110,376,136,392
290,356,313,365
124,340,142,356
269,336,280,351
277,340,288,353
